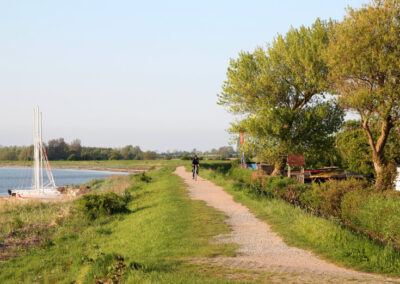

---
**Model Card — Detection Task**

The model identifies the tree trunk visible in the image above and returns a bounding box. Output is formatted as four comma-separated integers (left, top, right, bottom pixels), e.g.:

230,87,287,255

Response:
362,118,393,189
372,151,386,188
271,158,285,176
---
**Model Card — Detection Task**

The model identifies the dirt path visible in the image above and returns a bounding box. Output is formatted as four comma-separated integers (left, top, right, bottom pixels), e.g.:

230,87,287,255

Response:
174,166,398,283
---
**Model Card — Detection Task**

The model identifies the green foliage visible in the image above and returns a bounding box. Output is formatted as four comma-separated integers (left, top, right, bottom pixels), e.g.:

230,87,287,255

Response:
219,19,343,171
336,120,374,177
230,158,241,168
180,154,191,160
78,192,130,220
326,0,400,186
135,173,152,183
278,184,311,206
262,176,299,197
0,150,17,161
301,179,369,217
120,145,142,160
342,191,400,248
227,167,252,184
143,150,157,160
336,120,400,180
47,138,69,160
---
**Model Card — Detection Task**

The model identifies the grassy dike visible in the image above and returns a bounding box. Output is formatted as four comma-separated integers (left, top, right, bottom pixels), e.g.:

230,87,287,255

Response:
199,166,400,277
0,166,238,283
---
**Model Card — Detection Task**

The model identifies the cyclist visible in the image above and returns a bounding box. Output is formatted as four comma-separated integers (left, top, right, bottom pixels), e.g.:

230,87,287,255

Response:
192,155,200,179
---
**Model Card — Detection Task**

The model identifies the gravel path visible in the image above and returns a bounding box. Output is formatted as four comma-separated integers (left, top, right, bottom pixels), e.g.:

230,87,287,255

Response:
174,166,399,283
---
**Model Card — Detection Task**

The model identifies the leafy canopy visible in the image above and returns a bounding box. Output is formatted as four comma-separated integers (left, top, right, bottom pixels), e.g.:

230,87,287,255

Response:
219,19,343,169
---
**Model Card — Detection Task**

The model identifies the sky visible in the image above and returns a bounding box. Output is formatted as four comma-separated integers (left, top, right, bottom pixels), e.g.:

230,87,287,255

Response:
0,0,367,152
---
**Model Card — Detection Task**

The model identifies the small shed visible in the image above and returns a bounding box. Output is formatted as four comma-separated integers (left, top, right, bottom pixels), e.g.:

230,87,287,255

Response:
287,154,305,184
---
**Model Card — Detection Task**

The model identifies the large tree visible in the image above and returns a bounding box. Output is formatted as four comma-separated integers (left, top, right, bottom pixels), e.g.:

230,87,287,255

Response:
326,0,400,188
336,120,374,177
46,138,68,160
336,119,400,178
219,19,343,174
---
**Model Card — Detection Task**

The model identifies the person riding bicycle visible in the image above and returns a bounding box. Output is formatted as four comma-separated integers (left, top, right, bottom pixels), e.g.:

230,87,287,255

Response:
192,155,200,179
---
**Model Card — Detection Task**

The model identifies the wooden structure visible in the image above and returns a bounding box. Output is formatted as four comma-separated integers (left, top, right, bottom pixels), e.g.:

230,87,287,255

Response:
287,154,305,184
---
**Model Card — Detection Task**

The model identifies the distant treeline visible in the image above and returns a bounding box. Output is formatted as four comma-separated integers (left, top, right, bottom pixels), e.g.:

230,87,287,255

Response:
0,138,236,161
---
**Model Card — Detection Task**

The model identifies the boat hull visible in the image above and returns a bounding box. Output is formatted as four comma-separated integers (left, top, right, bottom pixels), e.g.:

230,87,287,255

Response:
8,189,61,199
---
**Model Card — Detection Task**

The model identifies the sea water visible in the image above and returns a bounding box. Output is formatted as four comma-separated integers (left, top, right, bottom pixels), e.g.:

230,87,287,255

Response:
0,168,128,196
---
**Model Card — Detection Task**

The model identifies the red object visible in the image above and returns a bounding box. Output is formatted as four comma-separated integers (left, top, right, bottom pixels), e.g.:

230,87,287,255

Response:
240,131,244,145
287,154,305,166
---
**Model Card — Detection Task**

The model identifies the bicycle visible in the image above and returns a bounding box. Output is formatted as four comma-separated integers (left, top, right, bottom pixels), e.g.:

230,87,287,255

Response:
192,164,199,180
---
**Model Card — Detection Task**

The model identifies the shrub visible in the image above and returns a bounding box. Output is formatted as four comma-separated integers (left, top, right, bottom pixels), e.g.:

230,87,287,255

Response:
135,173,152,183
228,168,252,184
340,188,372,226
78,192,130,219
262,176,298,197
231,159,241,168
342,190,400,248
180,154,191,160
300,179,368,217
280,184,311,206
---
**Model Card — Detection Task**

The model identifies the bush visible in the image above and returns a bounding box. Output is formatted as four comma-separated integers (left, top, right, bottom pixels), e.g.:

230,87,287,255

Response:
228,168,252,184
262,176,298,197
231,159,241,168
342,190,400,248
135,173,152,183
280,184,311,206
300,179,368,217
340,188,372,226
78,192,130,219
180,154,191,160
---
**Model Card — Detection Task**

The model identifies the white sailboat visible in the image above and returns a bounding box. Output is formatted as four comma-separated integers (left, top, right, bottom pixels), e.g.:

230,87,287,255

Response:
8,107,61,199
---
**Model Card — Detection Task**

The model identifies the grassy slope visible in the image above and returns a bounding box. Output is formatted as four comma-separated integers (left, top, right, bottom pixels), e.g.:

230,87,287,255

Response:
199,167,400,277
0,166,237,283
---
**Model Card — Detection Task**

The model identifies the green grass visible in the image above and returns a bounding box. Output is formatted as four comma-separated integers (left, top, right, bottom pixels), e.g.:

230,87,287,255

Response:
199,166,400,277
0,166,239,283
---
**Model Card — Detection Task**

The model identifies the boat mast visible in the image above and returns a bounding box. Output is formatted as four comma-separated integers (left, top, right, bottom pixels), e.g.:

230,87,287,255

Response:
32,107,57,190
33,107,40,190
39,110,44,191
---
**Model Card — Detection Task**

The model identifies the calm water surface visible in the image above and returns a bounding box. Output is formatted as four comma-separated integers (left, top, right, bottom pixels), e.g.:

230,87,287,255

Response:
0,167,128,196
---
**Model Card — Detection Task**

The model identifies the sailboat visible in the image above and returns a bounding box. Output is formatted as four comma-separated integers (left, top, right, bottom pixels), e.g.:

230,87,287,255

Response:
8,107,61,199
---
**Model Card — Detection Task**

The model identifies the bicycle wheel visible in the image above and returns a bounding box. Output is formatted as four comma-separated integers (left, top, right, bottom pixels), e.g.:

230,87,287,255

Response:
194,166,197,180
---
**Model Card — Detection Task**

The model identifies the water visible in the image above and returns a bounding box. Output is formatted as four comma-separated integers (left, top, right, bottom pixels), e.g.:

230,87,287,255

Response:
0,167,128,196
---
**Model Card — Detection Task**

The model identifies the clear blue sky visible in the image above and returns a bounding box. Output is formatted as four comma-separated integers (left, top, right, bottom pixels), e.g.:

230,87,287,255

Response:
0,0,366,152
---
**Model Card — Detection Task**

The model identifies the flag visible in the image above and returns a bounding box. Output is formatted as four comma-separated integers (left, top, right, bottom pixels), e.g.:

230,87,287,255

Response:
240,131,244,145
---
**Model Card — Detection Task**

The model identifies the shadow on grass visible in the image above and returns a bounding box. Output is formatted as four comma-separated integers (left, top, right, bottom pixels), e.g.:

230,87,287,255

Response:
131,205,152,214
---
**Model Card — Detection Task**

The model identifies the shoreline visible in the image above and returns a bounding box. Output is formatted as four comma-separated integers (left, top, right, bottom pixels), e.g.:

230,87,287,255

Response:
0,164,147,174
0,165,148,200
